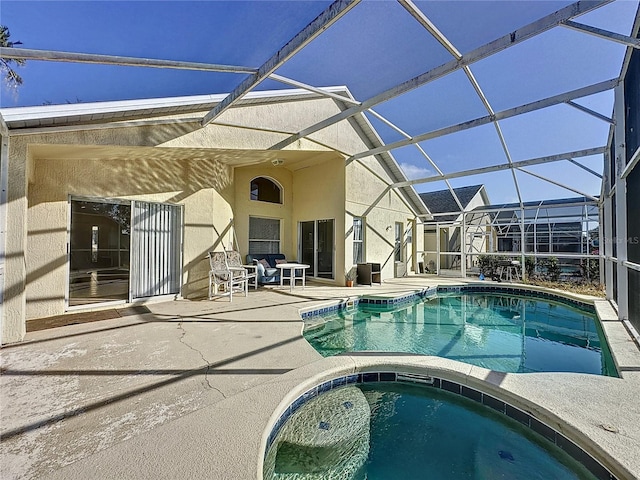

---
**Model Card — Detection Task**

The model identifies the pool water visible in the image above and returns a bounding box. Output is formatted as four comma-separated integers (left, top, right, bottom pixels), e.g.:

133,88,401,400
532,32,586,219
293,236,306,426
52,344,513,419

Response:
303,292,616,376
264,382,599,480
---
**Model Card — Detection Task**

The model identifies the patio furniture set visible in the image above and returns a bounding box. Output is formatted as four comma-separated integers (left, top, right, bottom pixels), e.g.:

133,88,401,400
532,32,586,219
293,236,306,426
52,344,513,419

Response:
208,251,309,301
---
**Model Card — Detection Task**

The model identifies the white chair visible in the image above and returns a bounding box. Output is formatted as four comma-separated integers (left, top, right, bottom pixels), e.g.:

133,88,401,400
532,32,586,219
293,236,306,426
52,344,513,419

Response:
208,251,252,301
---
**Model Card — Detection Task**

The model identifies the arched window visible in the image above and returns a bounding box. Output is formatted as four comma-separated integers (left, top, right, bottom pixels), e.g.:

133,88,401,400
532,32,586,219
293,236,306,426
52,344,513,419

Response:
250,177,282,204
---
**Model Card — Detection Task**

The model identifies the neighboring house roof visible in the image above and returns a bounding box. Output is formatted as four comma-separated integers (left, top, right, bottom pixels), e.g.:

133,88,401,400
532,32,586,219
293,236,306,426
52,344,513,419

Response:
419,185,486,222
473,196,598,212
0,86,429,218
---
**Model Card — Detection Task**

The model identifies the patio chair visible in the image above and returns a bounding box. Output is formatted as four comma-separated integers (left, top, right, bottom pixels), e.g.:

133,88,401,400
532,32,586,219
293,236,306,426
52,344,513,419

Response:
208,251,252,301
225,250,257,290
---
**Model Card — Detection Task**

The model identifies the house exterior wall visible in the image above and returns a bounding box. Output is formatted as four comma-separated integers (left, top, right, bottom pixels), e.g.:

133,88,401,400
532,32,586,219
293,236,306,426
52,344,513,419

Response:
26,146,234,319
2,95,420,343
346,166,421,280
234,166,294,259
293,156,346,281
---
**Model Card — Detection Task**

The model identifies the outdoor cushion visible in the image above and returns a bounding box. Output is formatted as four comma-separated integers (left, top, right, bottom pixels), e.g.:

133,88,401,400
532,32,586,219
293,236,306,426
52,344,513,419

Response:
246,254,287,284
258,259,271,269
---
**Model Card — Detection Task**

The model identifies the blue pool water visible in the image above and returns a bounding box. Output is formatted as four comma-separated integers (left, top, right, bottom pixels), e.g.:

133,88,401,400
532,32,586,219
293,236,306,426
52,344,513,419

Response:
264,381,600,479
303,292,616,376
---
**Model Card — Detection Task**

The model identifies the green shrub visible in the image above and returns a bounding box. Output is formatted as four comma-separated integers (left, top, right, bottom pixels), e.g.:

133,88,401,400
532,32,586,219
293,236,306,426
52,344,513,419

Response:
478,254,508,279
525,257,536,279
538,257,561,282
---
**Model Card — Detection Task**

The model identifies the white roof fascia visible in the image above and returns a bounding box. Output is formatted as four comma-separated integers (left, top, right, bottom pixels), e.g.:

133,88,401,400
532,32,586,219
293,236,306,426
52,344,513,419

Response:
0,86,352,130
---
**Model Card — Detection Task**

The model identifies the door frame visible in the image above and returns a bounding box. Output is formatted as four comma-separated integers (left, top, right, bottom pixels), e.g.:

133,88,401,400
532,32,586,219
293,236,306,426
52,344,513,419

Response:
66,195,184,311
298,218,335,280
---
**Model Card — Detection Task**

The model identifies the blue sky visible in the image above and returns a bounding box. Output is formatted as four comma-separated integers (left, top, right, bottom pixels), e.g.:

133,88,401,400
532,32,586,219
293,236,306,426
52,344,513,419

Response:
1,0,638,204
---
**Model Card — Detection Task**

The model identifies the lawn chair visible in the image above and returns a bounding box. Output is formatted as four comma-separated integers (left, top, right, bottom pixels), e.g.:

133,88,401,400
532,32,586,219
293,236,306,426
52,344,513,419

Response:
225,250,257,290
208,251,252,301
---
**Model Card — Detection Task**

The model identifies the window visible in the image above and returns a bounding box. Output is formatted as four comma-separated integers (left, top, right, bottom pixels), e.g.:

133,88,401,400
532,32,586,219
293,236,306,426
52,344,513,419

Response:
250,177,282,204
249,217,281,254
395,222,403,262
353,217,364,264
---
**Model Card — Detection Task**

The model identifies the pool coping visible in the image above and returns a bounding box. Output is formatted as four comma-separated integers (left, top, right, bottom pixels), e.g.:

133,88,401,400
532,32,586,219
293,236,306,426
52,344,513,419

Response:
299,283,625,375
258,356,640,480
276,282,640,480
265,371,617,480
299,283,598,320
10,279,637,480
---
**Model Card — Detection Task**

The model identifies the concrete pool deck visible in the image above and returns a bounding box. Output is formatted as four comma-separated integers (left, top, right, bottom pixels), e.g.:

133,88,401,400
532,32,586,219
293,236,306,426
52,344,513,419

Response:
1,276,639,480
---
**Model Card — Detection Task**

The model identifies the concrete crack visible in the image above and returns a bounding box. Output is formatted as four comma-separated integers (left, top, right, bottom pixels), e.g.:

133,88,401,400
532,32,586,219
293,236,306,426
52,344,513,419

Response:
176,319,226,399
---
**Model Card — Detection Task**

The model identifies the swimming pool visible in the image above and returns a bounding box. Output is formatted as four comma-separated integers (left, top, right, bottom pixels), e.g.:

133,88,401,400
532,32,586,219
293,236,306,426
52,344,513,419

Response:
263,376,608,479
303,289,616,376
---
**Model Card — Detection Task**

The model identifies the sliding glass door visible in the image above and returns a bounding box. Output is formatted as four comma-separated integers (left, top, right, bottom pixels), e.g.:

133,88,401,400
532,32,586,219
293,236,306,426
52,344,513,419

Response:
130,201,182,299
69,197,182,307
299,219,334,279
69,199,131,306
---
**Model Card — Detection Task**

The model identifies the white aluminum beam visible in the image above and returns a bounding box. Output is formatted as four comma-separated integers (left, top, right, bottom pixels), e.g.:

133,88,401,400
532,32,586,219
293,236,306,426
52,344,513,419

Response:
366,108,465,211
269,0,611,150
621,146,640,179
515,167,599,201
398,0,523,208
561,20,640,48
398,0,461,59
391,147,606,188
566,158,603,178
0,47,256,73
565,100,614,123
269,73,361,106
347,78,618,162
464,65,524,207
623,261,640,273
420,200,598,221
202,0,360,127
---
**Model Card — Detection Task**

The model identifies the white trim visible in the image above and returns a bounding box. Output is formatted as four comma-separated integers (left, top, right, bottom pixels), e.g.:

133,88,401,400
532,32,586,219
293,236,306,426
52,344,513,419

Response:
249,176,284,205
0,86,351,126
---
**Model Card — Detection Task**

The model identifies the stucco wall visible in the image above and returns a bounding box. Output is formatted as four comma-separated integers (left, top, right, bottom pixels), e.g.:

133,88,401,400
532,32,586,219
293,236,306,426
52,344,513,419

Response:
292,157,346,281
3,138,28,343
26,148,234,319
4,95,423,342
233,166,294,260
345,168,417,280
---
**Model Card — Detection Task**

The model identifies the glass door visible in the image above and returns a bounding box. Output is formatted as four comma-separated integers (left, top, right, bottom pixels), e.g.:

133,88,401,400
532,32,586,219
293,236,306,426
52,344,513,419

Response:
317,219,334,279
300,221,315,268
299,219,334,279
130,201,182,299
69,199,131,306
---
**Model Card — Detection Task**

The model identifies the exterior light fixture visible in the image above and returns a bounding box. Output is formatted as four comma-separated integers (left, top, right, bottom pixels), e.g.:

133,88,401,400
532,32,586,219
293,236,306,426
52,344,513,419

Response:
271,158,284,166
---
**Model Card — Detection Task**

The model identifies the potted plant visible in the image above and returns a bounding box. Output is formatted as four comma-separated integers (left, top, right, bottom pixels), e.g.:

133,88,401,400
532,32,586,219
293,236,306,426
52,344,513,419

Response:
345,267,357,287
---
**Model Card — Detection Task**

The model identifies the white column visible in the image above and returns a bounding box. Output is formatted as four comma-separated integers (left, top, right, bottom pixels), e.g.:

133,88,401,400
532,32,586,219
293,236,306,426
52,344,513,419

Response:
520,208,526,281
436,225,441,275
461,212,467,278
2,138,28,344
0,131,8,344
614,84,628,321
